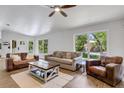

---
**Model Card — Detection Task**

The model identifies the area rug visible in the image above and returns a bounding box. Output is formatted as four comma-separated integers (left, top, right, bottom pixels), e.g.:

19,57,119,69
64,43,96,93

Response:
11,71,74,88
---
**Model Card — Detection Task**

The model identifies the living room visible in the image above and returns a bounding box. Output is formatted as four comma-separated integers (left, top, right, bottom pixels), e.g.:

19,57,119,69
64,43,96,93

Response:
0,1,124,92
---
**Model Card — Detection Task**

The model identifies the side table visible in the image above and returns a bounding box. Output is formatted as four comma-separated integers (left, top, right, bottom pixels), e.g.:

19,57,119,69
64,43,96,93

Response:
77,60,86,73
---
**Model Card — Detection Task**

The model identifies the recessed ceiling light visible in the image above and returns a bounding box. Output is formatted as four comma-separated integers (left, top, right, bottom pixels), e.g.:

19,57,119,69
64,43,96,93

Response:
55,7,60,12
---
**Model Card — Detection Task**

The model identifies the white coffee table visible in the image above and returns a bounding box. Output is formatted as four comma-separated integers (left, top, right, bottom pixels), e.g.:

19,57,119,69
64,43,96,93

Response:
29,60,60,83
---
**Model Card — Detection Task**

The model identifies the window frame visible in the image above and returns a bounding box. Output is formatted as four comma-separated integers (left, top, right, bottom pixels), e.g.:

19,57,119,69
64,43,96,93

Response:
73,29,109,59
38,39,48,54
28,41,34,53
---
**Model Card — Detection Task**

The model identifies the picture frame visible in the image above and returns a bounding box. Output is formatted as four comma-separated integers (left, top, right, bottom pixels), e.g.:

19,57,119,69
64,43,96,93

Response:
2,42,9,45
20,41,25,45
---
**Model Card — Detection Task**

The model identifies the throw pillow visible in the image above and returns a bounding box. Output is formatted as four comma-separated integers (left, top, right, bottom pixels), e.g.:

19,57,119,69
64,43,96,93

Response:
11,55,21,62
21,53,27,60
71,53,78,59
61,52,66,58
26,55,34,59
54,51,62,58
11,55,18,59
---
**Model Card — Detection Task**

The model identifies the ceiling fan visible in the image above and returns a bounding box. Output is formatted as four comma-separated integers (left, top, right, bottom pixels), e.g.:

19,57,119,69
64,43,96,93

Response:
47,5,76,17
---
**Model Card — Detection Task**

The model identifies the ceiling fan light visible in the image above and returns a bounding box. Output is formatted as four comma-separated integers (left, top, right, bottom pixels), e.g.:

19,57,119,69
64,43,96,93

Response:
55,7,60,12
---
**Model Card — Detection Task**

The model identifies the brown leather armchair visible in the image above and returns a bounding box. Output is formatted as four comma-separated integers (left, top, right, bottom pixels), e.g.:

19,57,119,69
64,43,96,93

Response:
86,56,123,86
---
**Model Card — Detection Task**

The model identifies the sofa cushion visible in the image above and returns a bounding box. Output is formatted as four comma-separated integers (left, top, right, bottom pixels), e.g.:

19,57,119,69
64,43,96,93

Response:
52,51,81,59
89,66,106,77
53,51,63,58
66,52,72,59
71,52,79,59
101,56,123,65
46,57,73,65
61,52,66,58
61,58,73,65
13,59,35,65
46,56,59,61
11,55,21,62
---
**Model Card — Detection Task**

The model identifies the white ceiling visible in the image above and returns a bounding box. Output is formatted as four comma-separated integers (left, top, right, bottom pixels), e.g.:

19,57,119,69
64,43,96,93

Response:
0,5,124,36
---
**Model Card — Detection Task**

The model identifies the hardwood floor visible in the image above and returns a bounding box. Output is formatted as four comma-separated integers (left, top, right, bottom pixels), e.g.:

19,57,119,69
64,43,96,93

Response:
0,67,124,88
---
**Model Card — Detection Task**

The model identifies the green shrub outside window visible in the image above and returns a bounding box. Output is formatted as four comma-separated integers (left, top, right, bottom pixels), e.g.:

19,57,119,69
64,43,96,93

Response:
39,39,48,53
75,32,107,59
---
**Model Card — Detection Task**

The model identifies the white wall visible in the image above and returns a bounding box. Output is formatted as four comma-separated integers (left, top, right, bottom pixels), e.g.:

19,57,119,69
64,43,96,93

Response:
0,30,34,57
35,19,124,59
1,19,124,60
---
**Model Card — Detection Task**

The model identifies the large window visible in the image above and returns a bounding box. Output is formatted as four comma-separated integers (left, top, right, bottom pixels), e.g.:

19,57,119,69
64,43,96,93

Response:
75,34,88,58
29,41,33,53
38,39,48,53
75,31,107,59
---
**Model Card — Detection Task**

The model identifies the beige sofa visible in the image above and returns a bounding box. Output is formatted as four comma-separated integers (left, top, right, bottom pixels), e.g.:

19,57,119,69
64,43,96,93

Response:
45,51,82,71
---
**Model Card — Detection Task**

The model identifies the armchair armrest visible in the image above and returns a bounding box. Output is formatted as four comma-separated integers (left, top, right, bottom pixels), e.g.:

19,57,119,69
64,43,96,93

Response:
86,59,101,72
73,56,82,63
106,63,123,83
34,55,39,61
45,54,53,60
6,58,14,71
71,56,83,69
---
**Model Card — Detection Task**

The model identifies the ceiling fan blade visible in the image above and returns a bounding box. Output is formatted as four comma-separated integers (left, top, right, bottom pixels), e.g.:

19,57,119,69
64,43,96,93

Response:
61,5,76,9
48,11,55,17
60,10,67,17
